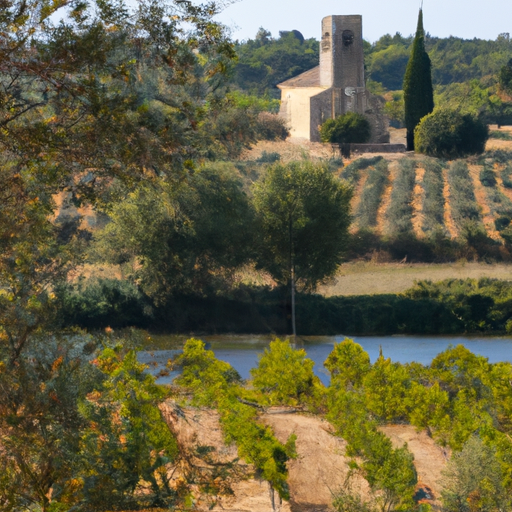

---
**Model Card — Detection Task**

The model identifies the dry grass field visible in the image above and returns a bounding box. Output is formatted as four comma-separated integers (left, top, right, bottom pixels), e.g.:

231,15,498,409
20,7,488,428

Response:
318,261,512,296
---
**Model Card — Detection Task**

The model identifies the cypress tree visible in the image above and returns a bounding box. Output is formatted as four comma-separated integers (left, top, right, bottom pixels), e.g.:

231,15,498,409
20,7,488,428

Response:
403,9,434,151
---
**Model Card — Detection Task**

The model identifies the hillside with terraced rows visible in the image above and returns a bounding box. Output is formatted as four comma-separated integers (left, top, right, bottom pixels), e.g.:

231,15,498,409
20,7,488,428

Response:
342,153,512,244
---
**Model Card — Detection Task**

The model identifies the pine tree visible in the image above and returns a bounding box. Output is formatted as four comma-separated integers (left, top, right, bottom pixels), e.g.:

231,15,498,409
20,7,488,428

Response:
403,9,434,151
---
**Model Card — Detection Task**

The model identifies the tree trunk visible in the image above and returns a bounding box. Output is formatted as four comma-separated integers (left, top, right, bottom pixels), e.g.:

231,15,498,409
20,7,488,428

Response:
268,482,282,512
289,215,296,341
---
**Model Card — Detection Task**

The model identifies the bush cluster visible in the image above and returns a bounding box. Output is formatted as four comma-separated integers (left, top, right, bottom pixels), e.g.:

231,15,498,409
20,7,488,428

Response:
56,276,512,336
255,111,289,140
326,338,512,512
320,112,371,144
414,109,489,158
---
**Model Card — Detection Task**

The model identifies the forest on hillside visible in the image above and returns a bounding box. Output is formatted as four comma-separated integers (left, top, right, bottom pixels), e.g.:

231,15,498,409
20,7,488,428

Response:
231,29,512,125
232,28,512,93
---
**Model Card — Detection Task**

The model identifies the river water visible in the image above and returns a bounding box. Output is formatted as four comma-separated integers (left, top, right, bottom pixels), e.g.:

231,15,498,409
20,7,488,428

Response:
138,334,512,385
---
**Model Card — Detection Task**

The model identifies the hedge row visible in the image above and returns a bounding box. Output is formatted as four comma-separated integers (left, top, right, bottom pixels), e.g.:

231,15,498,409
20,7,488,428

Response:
56,278,512,336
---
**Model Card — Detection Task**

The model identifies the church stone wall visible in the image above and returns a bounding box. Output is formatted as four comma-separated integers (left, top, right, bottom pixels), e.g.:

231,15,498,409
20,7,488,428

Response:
310,89,333,142
320,15,364,91
280,87,323,139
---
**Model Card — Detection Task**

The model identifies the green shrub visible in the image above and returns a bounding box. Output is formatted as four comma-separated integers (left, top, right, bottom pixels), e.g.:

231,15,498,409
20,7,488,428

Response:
250,338,319,406
256,150,281,163
480,164,497,187
56,279,152,329
501,163,512,188
414,109,489,158
320,112,371,144
495,216,511,232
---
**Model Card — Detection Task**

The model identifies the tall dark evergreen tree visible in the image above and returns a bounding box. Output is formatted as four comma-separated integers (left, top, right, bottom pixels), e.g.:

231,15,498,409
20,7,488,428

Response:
403,9,434,150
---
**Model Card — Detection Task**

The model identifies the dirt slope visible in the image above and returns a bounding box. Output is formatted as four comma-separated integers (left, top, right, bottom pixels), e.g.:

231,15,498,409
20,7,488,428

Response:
380,425,450,508
262,413,370,512
160,402,289,512
161,403,448,512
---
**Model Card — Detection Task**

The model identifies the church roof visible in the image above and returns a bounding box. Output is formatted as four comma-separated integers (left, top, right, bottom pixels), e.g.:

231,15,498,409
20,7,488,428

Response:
277,66,321,88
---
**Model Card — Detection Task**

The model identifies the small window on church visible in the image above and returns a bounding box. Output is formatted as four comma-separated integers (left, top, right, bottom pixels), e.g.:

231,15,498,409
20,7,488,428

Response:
321,32,330,51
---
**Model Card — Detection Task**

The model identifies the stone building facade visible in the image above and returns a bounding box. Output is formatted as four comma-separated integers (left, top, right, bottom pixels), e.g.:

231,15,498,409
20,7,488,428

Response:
278,15,389,143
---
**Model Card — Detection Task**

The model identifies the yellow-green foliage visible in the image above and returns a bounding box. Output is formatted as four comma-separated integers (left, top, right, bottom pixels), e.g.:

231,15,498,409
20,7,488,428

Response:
175,337,512,510
363,352,411,422
326,339,512,510
78,347,179,511
250,338,322,406
324,338,371,388
327,373,417,512
175,339,296,500
174,338,240,405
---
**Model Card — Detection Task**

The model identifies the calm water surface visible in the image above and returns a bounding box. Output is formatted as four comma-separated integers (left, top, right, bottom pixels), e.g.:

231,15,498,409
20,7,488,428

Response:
140,335,512,385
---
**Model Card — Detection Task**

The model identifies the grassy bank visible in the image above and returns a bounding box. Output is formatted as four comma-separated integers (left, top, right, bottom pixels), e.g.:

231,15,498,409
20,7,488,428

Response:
318,261,512,296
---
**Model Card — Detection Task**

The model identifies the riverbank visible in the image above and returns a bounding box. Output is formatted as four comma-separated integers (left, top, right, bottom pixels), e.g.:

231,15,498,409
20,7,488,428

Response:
59,277,512,336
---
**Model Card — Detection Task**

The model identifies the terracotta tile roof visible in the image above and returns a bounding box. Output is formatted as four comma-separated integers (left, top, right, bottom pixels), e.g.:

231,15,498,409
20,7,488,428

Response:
277,66,321,88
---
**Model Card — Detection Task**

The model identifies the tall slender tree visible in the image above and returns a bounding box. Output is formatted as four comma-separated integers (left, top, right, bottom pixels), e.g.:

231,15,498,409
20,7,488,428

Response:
403,9,434,151
253,161,352,337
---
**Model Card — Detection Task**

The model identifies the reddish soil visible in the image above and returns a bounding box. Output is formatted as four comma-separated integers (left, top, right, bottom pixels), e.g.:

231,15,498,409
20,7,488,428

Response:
442,168,458,239
411,167,426,238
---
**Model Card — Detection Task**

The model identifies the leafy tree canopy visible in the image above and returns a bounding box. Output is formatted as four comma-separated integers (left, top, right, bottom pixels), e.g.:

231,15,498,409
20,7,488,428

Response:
253,161,352,292
233,29,319,98
94,162,254,301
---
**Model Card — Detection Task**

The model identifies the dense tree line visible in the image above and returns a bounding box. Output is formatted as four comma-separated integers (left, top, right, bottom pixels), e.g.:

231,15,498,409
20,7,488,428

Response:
55,277,512,336
232,27,512,126
233,28,512,95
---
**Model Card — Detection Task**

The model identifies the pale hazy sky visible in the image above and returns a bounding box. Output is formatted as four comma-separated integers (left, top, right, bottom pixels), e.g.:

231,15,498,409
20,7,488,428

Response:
215,0,512,43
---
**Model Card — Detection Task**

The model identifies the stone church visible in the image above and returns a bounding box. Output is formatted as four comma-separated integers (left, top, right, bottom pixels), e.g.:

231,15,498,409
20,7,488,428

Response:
278,15,389,143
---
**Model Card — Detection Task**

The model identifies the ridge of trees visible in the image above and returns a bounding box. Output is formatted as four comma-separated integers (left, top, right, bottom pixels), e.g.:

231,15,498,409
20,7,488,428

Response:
233,28,512,95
